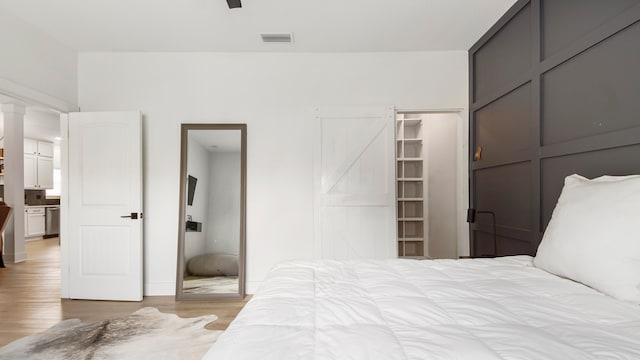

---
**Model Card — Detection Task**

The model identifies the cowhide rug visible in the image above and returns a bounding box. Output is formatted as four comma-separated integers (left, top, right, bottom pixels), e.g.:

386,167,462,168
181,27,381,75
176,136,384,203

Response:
0,307,222,360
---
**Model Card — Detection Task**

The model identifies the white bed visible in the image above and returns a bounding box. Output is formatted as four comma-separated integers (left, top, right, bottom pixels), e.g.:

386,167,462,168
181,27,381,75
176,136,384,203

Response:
204,256,640,359
205,174,640,359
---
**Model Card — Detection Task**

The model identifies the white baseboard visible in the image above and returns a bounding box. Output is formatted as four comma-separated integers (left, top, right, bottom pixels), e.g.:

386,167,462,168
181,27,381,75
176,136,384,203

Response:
144,281,257,296
25,236,44,242
5,251,27,263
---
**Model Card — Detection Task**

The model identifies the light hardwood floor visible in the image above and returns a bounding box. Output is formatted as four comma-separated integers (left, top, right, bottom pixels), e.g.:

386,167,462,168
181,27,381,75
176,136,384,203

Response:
0,237,248,347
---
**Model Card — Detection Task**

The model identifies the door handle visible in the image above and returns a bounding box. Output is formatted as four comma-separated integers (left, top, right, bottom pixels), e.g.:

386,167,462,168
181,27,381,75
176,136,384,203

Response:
120,212,138,219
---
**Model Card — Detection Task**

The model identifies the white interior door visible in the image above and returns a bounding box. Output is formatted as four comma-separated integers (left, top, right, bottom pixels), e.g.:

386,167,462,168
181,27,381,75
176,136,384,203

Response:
314,106,396,259
67,111,143,301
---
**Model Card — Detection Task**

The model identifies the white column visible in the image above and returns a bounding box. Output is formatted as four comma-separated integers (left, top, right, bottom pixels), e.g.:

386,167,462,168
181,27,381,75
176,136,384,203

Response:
1,103,26,263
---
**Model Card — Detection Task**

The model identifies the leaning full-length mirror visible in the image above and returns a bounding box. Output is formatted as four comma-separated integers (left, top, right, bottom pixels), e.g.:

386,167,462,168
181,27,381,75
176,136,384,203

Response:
176,124,246,300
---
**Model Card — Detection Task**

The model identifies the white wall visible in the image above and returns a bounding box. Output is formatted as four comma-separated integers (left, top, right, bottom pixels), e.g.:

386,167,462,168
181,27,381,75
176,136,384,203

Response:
424,113,459,259
77,51,468,294
0,11,77,105
184,138,210,261
207,151,241,255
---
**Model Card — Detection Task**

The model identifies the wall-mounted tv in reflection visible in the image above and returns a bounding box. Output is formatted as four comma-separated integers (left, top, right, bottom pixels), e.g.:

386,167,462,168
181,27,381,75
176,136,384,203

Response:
187,175,197,206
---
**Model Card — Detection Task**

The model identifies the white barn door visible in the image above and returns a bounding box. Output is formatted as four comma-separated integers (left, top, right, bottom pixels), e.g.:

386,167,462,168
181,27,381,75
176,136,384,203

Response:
67,111,143,301
314,106,397,260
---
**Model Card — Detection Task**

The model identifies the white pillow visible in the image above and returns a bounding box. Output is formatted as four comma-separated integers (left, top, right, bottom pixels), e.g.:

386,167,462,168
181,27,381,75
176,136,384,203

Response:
534,174,640,303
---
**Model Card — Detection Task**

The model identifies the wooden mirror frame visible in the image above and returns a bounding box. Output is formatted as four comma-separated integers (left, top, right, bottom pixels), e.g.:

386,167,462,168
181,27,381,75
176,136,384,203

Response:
175,123,247,300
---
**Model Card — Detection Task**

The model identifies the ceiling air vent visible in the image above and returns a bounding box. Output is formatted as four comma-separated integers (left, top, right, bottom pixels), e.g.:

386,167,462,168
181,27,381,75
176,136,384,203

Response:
260,33,294,43
226,0,241,9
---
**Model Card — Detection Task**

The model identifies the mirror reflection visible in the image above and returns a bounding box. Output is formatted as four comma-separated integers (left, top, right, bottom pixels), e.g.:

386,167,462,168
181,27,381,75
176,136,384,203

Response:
177,124,246,300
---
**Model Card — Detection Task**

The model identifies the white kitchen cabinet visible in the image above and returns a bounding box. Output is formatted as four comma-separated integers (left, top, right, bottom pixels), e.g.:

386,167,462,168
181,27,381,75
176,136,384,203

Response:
24,138,53,157
24,154,37,188
24,207,46,238
37,157,54,189
24,138,37,155
37,141,54,158
24,138,54,189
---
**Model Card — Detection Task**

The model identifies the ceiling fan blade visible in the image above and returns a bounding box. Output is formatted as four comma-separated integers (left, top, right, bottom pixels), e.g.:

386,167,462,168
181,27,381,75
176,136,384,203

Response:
226,0,242,8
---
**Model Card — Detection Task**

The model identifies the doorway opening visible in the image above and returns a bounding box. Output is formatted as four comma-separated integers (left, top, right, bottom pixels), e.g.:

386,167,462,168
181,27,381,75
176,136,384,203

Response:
24,109,62,244
0,100,65,294
396,111,462,259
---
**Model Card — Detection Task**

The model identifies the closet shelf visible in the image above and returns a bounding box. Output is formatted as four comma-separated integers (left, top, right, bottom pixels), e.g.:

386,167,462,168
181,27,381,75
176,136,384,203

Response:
397,114,426,258
403,119,422,126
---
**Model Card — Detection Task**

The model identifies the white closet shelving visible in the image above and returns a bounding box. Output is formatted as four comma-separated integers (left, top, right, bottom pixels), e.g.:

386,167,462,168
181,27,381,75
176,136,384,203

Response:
396,114,426,258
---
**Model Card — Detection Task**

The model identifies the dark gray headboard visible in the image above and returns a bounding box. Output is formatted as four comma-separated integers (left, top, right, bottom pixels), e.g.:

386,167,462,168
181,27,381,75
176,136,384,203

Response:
469,0,640,257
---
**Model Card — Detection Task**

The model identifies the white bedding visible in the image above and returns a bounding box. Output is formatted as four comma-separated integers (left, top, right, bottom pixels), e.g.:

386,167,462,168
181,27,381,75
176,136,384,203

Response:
204,256,640,359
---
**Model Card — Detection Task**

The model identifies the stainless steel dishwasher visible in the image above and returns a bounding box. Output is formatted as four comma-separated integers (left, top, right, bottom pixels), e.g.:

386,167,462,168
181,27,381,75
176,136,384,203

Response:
45,206,60,237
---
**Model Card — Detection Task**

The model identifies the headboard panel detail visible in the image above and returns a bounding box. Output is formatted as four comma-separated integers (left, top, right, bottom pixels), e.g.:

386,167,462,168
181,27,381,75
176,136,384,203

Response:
469,0,640,257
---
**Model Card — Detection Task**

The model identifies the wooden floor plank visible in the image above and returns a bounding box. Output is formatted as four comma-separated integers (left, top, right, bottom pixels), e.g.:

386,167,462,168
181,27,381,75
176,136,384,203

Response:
0,238,248,346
